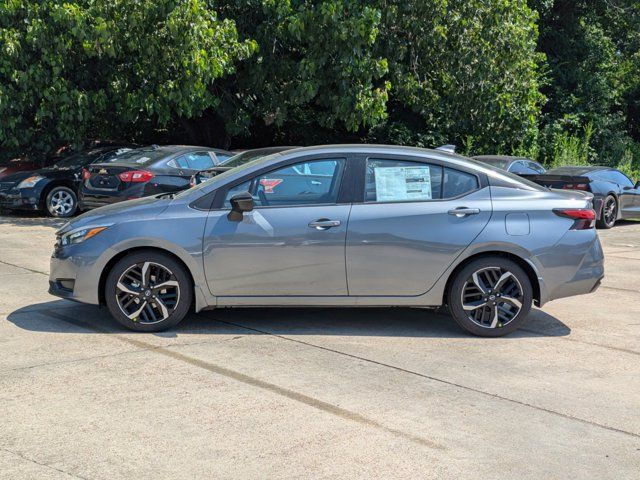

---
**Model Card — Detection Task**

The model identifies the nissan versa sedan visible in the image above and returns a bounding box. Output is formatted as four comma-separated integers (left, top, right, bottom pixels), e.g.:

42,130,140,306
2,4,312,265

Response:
49,145,604,336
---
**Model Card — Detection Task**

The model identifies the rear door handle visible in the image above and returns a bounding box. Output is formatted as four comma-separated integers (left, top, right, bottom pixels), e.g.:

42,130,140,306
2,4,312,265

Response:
448,207,480,217
308,219,341,230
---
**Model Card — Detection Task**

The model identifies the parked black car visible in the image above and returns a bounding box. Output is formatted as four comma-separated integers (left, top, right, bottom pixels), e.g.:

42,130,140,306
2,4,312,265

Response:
0,146,133,217
473,155,546,176
527,166,640,228
191,146,298,186
79,145,233,210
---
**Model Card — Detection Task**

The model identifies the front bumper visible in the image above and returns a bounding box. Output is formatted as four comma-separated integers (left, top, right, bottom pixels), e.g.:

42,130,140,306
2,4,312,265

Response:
49,243,108,306
0,190,39,211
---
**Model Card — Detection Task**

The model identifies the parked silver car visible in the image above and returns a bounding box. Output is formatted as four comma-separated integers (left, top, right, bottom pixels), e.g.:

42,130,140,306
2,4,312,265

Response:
49,145,604,336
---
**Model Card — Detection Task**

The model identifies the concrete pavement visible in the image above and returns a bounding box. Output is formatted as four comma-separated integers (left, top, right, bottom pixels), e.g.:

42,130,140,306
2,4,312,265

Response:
0,214,638,479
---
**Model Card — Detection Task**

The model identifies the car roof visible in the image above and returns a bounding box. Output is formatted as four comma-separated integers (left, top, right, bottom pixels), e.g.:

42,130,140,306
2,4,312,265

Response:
547,166,610,175
280,144,468,161
473,155,529,161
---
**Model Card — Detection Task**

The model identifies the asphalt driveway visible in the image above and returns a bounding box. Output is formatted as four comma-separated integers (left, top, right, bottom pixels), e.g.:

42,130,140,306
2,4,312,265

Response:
0,214,638,479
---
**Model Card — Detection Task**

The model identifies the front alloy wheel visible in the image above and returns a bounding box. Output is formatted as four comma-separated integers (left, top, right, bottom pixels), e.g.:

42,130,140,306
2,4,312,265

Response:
116,262,180,324
105,251,192,331
448,257,533,337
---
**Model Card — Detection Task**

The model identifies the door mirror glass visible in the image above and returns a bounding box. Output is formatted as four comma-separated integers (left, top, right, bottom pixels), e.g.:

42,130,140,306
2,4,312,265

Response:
228,191,254,221
635,181,640,190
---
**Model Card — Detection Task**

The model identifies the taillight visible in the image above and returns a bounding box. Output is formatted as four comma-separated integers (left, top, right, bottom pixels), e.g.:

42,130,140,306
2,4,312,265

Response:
553,208,596,229
562,183,590,191
118,170,154,183
81,168,91,181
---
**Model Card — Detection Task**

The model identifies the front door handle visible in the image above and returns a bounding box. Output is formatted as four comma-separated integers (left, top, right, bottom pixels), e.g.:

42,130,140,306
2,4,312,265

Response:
308,219,341,230
448,207,480,217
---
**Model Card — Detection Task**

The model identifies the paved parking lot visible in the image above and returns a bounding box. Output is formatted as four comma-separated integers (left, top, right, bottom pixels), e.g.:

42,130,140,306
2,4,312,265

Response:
0,213,639,479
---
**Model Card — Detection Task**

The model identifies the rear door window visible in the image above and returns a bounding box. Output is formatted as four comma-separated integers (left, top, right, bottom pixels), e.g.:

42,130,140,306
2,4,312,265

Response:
365,159,479,202
365,159,443,202
443,168,479,198
188,152,215,170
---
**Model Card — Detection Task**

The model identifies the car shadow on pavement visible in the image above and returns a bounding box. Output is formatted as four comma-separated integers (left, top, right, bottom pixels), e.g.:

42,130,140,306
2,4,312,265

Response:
7,300,571,339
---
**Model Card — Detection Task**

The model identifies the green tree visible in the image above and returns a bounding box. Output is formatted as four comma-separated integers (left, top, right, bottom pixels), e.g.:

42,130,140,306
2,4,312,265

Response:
531,0,640,167
0,0,255,159
372,0,544,154
214,0,390,145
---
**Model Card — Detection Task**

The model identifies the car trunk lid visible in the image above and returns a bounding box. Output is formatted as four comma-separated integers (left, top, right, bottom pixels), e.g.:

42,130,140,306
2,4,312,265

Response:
85,164,152,191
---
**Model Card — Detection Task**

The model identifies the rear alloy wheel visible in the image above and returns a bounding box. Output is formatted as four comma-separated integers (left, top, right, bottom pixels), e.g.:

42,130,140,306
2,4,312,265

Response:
45,186,77,217
105,251,192,332
447,257,533,337
597,195,617,229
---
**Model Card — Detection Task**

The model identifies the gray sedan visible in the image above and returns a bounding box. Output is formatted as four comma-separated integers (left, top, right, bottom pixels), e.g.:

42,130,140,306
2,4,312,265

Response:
49,145,604,336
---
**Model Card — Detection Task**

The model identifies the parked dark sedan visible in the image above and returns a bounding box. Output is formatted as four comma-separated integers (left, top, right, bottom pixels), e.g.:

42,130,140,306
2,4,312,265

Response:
473,155,546,176
79,145,233,210
191,146,298,186
0,146,133,217
528,166,640,228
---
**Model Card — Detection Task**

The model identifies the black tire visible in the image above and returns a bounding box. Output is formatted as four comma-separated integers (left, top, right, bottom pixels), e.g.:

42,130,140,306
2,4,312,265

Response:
104,251,193,332
596,195,617,229
45,186,77,217
447,257,533,337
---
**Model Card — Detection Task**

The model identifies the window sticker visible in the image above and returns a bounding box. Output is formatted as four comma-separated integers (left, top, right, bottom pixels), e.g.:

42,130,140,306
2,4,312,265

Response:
259,178,283,193
374,166,432,201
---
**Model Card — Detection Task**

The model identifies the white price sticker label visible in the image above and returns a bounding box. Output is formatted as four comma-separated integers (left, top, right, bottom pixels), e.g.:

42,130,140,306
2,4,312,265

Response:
374,166,432,202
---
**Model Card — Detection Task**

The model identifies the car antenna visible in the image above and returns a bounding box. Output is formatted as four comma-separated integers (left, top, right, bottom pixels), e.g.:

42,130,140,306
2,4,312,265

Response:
436,144,456,153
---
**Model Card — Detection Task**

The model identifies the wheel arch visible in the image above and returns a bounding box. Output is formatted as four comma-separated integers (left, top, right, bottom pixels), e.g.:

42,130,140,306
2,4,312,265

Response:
39,180,78,210
442,250,541,307
602,192,621,221
98,246,196,307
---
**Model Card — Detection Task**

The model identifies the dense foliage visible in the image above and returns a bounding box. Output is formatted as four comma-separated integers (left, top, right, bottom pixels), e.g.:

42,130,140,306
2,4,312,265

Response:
1,0,639,176
0,0,255,154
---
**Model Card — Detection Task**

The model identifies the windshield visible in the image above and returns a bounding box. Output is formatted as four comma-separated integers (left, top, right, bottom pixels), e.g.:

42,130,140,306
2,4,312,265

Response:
220,148,293,168
175,152,284,199
104,148,169,166
466,158,547,191
51,152,88,169
475,157,511,170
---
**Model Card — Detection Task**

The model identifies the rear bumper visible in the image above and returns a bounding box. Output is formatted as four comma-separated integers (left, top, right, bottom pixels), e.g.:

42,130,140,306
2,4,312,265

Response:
80,185,145,210
535,231,605,305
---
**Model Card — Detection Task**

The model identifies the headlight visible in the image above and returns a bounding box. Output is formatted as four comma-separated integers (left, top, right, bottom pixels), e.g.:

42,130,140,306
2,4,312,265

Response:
17,175,44,189
60,225,110,246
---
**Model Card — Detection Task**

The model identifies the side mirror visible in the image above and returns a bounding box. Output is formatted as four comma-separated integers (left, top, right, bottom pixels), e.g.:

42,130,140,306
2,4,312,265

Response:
227,191,254,222
635,181,640,190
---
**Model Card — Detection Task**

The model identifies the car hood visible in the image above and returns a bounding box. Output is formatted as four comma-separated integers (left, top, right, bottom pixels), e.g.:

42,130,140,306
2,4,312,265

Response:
0,167,81,185
58,195,172,234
